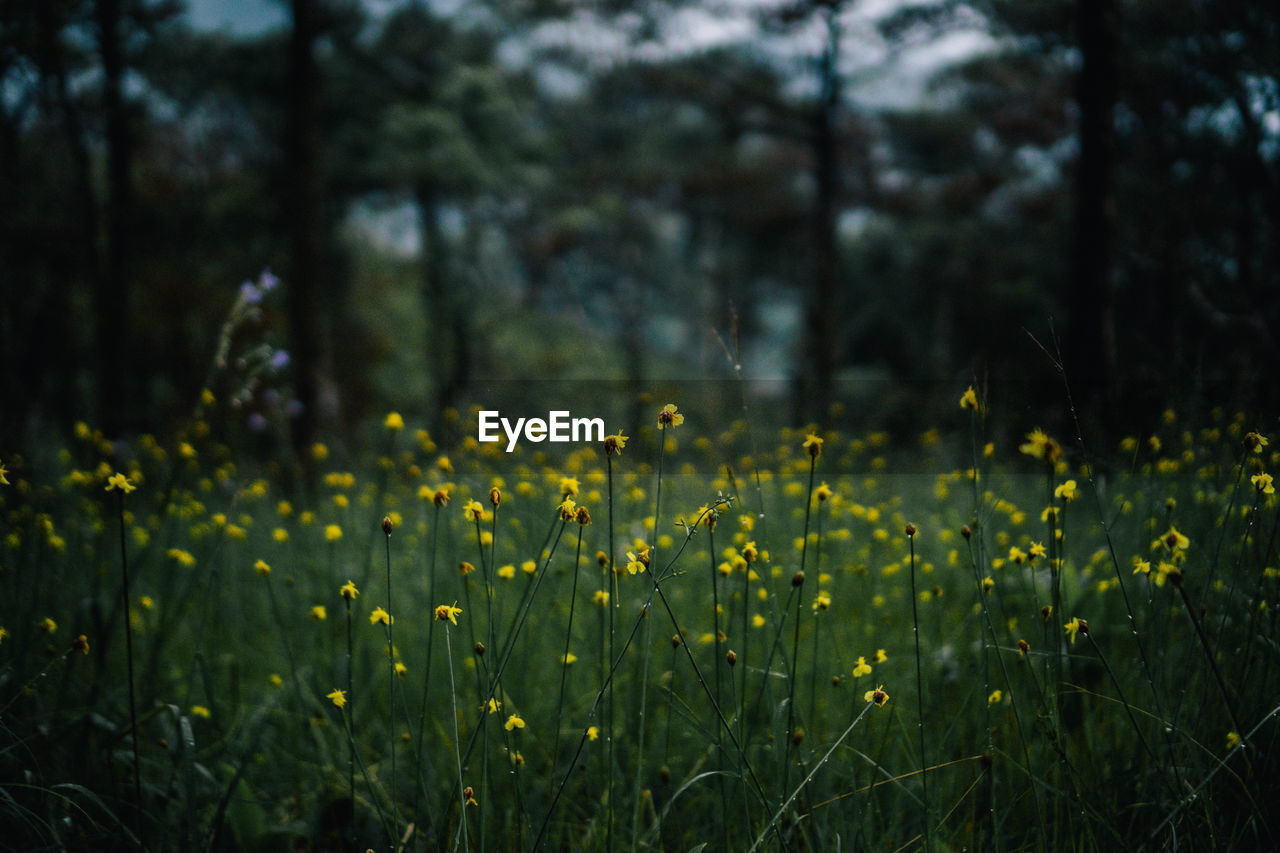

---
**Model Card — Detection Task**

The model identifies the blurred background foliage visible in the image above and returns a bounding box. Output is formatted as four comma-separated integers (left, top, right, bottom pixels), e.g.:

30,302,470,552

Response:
2,0,1277,448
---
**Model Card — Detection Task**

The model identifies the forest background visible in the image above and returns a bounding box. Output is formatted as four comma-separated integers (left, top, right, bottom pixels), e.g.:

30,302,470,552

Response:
3,0,1278,449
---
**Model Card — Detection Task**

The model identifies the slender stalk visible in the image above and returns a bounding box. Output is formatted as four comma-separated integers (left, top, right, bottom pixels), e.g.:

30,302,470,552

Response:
344,597,355,819
114,488,145,849
783,452,816,801
605,452,618,852
442,621,469,853
413,503,441,835
748,698,877,853
555,522,585,761
908,525,929,852
382,520,396,850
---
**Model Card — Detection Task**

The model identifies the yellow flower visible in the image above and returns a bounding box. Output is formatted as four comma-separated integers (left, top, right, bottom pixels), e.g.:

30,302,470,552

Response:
1226,730,1241,750
874,648,887,664
42,617,57,634
522,560,538,577
310,605,327,621
1245,432,1269,454
370,606,392,626
1252,472,1275,495
604,433,629,456
105,472,136,493
1008,546,1027,564
324,524,343,542
312,442,329,462
853,656,872,677
273,528,289,543
803,434,824,457
981,576,995,594
560,476,580,497
486,697,501,714
0,459,8,486
587,725,599,741
190,705,211,719
504,714,526,731
1064,616,1087,645
340,580,359,600
168,548,196,567
269,674,283,688
558,497,577,521
625,548,650,575
464,786,478,806
561,652,577,665
1054,480,1078,502
384,411,404,431
812,590,832,612
497,564,516,580
1029,541,1047,560
435,602,463,625
814,482,832,502
864,685,889,707
1019,429,1061,463
1152,525,1190,552
394,661,408,678
960,385,979,411
254,559,271,577
463,499,485,522
657,403,684,429
327,688,347,709
593,590,610,606
988,690,1002,705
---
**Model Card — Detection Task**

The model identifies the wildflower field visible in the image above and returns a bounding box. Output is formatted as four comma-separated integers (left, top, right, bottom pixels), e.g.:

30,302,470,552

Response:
1,391,1277,852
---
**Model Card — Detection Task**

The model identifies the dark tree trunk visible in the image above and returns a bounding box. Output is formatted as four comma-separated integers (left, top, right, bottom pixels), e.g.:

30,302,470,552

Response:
95,0,133,434
800,7,840,427
285,0,333,456
1070,0,1118,413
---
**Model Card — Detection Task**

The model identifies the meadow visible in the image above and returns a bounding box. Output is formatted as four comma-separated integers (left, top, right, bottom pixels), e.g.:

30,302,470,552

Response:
1,388,1277,852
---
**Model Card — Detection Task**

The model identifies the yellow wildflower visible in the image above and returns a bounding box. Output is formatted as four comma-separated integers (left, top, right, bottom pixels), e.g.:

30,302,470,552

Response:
504,714,525,731
853,656,872,677
370,606,392,626
310,606,327,621
435,602,463,625
384,411,404,431
657,403,684,429
864,685,889,707
327,688,347,709
105,472,135,493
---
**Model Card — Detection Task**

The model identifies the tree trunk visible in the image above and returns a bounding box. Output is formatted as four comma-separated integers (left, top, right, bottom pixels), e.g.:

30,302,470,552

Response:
95,0,133,433
800,7,840,427
1070,0,1118,414
286,0,334,456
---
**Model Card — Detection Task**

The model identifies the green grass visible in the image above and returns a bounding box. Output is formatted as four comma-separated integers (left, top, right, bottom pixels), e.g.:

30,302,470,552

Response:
0,398,1277,852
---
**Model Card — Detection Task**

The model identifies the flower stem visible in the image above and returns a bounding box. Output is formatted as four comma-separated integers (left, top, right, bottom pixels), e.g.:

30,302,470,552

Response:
116,491,145,849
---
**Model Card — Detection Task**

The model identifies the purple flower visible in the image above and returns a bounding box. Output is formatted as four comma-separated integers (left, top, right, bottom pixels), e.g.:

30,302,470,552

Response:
258,268,280,292
246,413,269,433
270,350,291,370
239,281,262,305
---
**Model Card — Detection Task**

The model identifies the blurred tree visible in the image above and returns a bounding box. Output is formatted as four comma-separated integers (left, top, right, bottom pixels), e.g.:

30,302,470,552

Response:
968,0,1280,420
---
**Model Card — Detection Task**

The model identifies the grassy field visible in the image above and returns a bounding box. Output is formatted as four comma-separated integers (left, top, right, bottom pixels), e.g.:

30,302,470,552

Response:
1,391,1277,852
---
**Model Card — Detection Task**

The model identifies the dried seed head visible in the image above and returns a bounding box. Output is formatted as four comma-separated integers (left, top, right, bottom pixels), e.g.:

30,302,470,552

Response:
489,487,502,508
473,642,485,656
382,516,394,535
961,525,972,540
726,649,737,667
905,522,917,537
791,570,805,588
